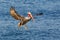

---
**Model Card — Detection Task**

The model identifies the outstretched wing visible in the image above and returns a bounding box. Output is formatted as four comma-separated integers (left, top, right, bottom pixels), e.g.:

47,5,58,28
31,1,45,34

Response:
10,7,25,20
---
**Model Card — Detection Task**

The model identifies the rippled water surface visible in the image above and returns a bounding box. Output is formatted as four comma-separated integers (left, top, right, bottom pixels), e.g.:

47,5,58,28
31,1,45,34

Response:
0,0,60,40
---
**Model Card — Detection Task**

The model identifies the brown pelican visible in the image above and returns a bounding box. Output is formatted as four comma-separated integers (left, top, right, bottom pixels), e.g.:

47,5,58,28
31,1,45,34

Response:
10,7,34,29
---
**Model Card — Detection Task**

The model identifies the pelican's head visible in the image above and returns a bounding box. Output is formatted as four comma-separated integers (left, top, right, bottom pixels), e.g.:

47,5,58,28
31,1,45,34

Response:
28,12,34,21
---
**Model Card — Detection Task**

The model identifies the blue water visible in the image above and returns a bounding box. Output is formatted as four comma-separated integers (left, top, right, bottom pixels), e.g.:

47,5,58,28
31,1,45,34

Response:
0,0,60,40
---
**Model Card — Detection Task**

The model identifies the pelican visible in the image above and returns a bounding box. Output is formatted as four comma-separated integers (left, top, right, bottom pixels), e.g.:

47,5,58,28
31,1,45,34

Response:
10,7,34,29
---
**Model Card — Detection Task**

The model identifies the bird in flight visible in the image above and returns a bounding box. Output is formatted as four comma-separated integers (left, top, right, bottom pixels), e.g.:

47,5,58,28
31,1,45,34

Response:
10,7,34,29
10,7,43,30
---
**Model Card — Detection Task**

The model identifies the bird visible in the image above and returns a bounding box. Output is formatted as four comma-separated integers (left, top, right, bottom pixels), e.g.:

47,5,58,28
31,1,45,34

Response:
10,7,34,29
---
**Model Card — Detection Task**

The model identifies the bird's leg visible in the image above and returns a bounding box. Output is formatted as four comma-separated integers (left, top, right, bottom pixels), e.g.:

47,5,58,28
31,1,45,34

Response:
24,25,28,30
18,21,23,29
18,23,22,29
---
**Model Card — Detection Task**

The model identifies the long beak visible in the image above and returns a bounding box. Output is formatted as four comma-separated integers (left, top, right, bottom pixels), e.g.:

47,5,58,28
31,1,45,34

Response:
28,12,34,21
31,16,34,22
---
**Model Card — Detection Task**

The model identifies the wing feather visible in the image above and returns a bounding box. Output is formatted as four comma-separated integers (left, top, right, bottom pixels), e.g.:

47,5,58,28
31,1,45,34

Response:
10,7,25,20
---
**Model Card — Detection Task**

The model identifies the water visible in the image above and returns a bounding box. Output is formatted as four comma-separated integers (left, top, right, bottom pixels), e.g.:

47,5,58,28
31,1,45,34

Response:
0,0,60,40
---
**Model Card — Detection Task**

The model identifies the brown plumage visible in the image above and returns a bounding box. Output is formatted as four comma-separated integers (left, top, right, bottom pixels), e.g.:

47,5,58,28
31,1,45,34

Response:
10,7,32,29
10,7,25,20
